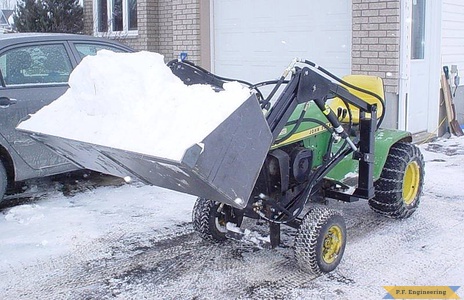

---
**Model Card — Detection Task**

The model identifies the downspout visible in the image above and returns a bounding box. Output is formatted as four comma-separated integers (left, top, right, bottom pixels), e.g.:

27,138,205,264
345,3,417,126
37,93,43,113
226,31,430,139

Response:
199,0,212,70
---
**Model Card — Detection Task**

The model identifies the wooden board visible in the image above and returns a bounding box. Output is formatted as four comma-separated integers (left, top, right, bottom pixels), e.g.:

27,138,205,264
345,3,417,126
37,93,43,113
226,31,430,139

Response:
441,72,463,136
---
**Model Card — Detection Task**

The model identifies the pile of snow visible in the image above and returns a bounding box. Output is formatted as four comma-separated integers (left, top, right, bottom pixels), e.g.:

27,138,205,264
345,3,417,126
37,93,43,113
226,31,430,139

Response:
18,50,251,161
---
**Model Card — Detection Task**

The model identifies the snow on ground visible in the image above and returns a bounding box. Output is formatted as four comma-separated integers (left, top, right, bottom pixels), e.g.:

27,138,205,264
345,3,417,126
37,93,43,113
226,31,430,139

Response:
18,51,250,161
0,136,462,299
0,182,196,266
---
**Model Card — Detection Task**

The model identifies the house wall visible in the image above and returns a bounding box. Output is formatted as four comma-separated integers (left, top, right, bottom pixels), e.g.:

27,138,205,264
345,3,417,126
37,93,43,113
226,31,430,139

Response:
442,0,464,124
83,0,203,64
442,1,464,70
83,0,93,35
352,0,401,129
171,0,201,63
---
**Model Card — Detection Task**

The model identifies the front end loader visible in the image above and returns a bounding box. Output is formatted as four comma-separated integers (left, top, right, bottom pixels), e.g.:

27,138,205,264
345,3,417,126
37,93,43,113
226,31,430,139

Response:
22,59,425,275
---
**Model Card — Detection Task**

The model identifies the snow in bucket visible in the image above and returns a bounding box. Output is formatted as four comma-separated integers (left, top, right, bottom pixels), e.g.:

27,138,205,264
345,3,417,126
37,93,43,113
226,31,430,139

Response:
17,50,251,161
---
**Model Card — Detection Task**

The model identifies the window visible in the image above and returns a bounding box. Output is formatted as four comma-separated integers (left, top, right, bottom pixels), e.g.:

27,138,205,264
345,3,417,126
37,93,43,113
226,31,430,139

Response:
0,44,72,86
411,0,426,60
74,43,128,59
94,0,137,35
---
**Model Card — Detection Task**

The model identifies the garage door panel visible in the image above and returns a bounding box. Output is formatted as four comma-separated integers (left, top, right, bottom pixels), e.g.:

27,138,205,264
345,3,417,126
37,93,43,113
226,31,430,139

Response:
213,0,352,82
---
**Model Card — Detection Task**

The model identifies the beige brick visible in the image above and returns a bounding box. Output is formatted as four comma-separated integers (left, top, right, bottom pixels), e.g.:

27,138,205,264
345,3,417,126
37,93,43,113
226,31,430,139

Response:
361,23,379,31
387,1,400,9
386,15,400,23
369,44,386,52
362,52,379,58
369,2,387,9
351,0,400,93
360,64,379,72
379,23,400,30
362,9,379,17
353,3,369,10
353,16,369,24
369,58,386,65
353,57,369,65
352,10,362,17
353,30,369,38
379,8,398,16
379,51,399,59
368,16,387,23
379,37,399,44
361,37,379,44
369,31,387,38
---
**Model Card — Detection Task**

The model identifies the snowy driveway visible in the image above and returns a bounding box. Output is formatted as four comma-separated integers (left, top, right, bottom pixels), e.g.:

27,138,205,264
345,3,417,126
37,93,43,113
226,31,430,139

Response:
0,137,463,299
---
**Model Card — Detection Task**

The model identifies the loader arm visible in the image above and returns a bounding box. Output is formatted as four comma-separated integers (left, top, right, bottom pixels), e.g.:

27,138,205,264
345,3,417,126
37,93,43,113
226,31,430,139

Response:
266,65,377,200
169,60,378,201
23,59,378,213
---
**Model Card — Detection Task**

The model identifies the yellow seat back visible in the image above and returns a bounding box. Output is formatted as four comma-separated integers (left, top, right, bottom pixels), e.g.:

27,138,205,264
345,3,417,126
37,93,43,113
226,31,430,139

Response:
329,75,384,124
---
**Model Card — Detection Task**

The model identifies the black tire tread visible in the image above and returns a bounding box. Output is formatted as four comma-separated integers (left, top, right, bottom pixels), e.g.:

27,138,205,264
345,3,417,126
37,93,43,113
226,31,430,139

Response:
192,198,227,242
369,142,425,219
0,161,7,203
294,206,346,275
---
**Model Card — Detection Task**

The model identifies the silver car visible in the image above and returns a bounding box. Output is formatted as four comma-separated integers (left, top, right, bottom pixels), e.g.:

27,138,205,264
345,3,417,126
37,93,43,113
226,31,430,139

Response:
0,33,133,202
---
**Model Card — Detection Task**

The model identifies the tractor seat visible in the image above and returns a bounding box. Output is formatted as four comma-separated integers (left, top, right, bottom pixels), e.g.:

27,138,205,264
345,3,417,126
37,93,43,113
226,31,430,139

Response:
329,75,385,124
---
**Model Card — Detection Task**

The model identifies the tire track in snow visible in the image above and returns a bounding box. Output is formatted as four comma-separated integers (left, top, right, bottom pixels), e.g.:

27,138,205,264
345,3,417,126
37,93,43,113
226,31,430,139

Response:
4,190,462,299
1,220,332,299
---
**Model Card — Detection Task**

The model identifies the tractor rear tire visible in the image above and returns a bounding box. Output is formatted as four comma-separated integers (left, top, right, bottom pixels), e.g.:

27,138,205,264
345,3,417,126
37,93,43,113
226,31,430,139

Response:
369,142,425,219
0,161,7,203
192,198,229,242
294,207,347,275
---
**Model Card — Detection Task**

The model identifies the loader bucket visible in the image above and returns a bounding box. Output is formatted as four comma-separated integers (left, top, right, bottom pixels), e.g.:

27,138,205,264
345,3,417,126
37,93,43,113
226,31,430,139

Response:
21,95,273,209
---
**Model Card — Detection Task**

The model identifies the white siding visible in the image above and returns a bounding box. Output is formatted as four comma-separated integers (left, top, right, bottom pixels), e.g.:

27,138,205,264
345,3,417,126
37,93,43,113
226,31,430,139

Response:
442,0,464,71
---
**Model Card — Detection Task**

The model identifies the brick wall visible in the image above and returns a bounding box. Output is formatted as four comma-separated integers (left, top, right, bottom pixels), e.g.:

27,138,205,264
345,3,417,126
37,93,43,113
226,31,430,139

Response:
171,0,201,63
156,0,174,59
83,0,202,64
83,0,93,35
352,0,400,94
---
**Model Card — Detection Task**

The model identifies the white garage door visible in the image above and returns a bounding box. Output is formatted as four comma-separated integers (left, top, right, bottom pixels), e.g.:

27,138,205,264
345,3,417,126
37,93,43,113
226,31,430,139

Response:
212,0,352,84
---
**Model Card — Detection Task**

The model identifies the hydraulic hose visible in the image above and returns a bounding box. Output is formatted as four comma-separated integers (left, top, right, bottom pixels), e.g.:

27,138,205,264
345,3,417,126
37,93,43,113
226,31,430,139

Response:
166,59,265,101
260,59,299,109
274,102,310,144
312,97,357,151
302,59,386,129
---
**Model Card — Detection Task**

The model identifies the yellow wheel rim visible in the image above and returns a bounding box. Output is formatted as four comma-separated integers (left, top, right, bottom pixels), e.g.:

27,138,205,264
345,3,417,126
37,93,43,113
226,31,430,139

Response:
322,225,343,264
403,161,420,205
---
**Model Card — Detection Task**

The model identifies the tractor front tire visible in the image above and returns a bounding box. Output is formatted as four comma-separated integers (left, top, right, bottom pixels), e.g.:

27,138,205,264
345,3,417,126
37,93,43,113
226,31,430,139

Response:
369,142,425,219
192,198,229,242
294,207,347,275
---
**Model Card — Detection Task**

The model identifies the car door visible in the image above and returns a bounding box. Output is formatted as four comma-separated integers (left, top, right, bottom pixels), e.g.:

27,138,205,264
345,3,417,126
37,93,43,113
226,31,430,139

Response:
0,42,78,177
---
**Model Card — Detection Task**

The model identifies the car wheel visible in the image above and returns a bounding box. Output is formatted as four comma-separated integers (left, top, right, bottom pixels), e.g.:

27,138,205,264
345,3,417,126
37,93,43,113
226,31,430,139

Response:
0,161,7,203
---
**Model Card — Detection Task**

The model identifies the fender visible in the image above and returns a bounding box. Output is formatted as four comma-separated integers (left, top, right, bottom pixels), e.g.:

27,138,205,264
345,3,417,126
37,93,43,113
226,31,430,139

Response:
326,128,412,182
0,132,29,182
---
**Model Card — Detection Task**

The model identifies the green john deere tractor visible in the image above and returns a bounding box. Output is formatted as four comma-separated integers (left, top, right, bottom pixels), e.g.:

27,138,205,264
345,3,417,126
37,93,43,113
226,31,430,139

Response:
24,58,425,275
